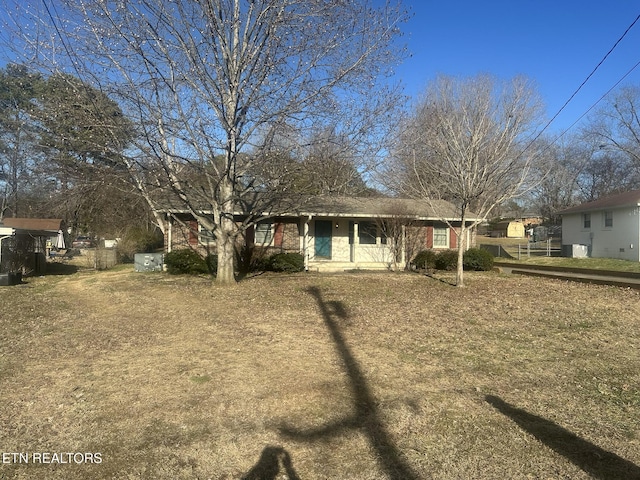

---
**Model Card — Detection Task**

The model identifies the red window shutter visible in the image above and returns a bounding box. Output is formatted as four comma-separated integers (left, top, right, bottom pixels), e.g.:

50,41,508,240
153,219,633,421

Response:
188,220,198,246
274,223,285,247
426,226,433,249
450,228,457,249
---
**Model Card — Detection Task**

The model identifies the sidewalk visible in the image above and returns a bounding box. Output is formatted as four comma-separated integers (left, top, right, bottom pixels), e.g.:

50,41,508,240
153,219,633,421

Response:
494,261,640,290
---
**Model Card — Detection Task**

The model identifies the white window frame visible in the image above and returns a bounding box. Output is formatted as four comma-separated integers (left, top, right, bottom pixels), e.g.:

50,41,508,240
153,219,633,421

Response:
604,211,613,229
582,213,591,229
198,223,215,246
358,221,377,245
433,227,449,248
255,222,274,245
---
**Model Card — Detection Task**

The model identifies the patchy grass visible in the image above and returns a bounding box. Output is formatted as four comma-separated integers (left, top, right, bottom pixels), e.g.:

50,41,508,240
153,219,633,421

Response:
496,255,640,273
0,268,639,479
481,236,640,273
478,236,527,247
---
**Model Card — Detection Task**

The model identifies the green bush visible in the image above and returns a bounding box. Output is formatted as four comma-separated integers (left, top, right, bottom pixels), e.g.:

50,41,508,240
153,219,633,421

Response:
463,247,494,271
165,249,210,275
434,249,458,271
235,245,254,274
236,245,275,274
204,254,218,275
411,250,437,270
265,252,305,273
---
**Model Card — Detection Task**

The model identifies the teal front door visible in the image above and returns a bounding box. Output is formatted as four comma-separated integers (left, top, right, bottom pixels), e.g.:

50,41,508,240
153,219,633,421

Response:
315,220,332,258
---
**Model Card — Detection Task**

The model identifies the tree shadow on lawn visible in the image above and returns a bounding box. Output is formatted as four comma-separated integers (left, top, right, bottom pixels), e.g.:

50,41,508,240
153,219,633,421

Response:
242,446,301,480
278,286,420,480
44,262,80,276
424,271,456,287
486,395,640,480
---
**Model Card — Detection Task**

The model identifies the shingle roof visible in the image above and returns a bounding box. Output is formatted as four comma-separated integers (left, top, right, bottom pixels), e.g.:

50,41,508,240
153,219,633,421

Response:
557,190,640,215
159,194,480,221
0,218,64,232
295,196,472,220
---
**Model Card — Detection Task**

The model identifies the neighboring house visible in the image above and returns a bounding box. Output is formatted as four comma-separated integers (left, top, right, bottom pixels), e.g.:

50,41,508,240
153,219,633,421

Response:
558,189,640,261
1,218,67,250
521,214,544,228
160,196,480,272
492,220,525,238
499,211,543,227
0,219,62,275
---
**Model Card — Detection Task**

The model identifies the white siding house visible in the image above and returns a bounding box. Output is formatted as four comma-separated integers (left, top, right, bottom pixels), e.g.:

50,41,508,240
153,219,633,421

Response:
558,190,640,261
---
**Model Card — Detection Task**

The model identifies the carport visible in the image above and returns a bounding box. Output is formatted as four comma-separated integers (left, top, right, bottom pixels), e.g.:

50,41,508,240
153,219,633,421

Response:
0,226,18,285
0,225,51,284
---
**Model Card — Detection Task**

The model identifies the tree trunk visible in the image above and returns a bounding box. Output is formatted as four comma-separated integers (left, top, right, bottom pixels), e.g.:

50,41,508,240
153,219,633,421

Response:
216,176,237,285
456,215,467,287
216,224,236,285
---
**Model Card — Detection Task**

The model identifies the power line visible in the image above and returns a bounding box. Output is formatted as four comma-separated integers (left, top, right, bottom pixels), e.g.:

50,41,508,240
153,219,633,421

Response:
544,13,640,135
526,13,640,151
40,0,111,128
554,59,640,144
40,0,81,77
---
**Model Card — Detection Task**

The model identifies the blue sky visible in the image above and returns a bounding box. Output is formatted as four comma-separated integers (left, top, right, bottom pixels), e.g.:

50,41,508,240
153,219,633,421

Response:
394,1,640,134
1,1,638,137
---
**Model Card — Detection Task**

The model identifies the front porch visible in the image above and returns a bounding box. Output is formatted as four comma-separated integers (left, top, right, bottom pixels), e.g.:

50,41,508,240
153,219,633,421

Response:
299,217,404,272
306,260,399,273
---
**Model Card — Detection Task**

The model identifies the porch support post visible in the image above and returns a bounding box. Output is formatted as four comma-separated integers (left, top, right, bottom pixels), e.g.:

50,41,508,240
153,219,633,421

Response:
400,224,406,269
301,215,311,271
352,221,359,263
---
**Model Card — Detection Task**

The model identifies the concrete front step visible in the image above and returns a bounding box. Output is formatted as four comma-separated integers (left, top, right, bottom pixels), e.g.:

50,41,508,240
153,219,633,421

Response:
307,261,404,272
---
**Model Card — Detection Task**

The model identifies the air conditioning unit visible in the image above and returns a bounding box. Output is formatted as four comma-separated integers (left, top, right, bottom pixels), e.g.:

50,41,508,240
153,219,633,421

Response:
562,244,588,258
134,253,164,272
0,272,22,286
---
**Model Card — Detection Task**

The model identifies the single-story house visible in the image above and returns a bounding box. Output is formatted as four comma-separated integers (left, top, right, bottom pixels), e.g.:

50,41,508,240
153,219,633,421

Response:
160,196,480,272
558,189,640,261
0,220,60,277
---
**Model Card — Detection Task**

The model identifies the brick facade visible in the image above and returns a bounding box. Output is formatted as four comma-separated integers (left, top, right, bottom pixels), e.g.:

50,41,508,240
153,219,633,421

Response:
165,215,302,257
164,212,476,269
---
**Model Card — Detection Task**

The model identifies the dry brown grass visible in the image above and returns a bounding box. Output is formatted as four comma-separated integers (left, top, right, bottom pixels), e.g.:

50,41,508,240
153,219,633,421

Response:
1,267,639,479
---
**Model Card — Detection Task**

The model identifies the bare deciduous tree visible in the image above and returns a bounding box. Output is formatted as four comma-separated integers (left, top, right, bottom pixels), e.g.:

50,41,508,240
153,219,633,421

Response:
575,146,640,202
375,210,422,271
249,123,377,197
388,74,544,286
6,0,407,284
578,87,640,201
582,85,640,165
527,137,584,224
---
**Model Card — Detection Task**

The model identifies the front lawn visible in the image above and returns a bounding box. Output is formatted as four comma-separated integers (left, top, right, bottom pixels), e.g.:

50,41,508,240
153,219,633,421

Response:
0,269,638,479
481,236,640,273
496,255,640,273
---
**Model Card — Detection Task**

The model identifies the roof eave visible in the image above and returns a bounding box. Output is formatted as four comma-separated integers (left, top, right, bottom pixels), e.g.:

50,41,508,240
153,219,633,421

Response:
165,209,480,223
558,201,640,216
